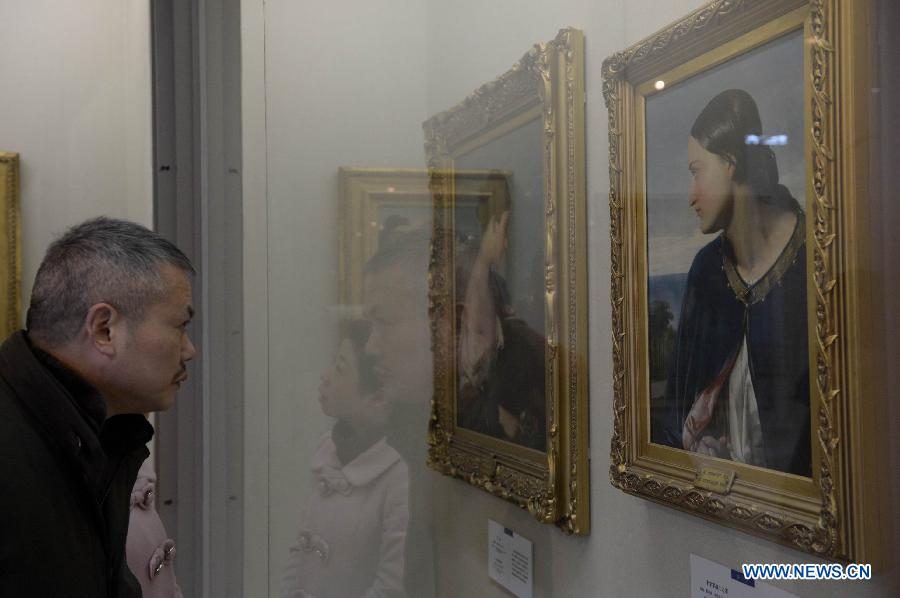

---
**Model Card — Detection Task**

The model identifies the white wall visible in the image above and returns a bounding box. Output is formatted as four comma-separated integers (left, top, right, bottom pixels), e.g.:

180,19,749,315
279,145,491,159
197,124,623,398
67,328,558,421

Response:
0,0,153,305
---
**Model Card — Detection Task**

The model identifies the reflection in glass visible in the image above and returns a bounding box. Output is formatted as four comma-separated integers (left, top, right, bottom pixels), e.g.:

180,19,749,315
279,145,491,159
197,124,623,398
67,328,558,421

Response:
362,229,436,596
280,320,409,598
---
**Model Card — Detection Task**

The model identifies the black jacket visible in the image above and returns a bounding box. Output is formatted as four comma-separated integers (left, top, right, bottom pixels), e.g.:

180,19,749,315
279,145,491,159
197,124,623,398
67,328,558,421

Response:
0,331,153,597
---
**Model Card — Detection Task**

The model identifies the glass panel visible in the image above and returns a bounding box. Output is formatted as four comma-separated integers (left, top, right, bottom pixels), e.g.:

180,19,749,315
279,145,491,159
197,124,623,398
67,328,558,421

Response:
253,2,897,597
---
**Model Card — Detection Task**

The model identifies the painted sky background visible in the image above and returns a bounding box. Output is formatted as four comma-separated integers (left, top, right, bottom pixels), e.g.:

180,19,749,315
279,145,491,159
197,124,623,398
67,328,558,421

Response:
645,29,805,278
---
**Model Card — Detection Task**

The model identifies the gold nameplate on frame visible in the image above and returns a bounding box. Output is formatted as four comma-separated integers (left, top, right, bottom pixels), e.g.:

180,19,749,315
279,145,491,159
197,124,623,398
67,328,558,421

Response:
694,467,736,495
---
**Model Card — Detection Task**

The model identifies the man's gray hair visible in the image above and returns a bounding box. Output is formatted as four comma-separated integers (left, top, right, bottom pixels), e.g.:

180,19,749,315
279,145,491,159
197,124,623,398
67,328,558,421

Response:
26,217,194,345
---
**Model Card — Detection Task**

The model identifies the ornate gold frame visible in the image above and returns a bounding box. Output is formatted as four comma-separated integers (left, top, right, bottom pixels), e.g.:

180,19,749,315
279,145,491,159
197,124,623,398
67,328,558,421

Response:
604,0,880,561
424,28,589,534
0,152,20,338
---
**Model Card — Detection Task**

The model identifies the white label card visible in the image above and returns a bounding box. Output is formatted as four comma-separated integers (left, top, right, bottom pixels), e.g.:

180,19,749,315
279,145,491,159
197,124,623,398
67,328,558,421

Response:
691,554,797,598
488,520,533,598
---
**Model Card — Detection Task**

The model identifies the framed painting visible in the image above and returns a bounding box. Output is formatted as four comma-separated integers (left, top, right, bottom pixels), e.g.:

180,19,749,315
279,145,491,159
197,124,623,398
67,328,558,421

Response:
604,0,881,561
338,168,510,309
0,152,20,338
425,28,589,534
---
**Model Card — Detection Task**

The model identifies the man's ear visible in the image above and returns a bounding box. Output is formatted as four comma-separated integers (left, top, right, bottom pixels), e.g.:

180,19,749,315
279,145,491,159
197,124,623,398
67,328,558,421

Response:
83,303,121,357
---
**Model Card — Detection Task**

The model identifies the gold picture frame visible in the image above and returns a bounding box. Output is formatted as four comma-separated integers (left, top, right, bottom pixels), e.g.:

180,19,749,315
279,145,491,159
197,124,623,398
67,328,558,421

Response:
425,28,589,534
604,0,880,561
338,167,510,308
0,152,21,338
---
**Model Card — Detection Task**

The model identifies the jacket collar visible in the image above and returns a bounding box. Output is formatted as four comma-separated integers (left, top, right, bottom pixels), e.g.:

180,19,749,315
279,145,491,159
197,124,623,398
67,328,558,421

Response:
312,433,402,488
0,331,152,496
31,341,107,431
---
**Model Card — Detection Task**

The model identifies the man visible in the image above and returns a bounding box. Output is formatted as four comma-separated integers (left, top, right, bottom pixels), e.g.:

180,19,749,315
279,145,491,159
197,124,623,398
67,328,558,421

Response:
0,217,195,596
363,227,436,598
364,228,433,408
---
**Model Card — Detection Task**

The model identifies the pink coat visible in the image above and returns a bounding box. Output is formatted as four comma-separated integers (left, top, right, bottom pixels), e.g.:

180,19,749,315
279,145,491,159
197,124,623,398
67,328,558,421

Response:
280,433,410,598
126,459,183,598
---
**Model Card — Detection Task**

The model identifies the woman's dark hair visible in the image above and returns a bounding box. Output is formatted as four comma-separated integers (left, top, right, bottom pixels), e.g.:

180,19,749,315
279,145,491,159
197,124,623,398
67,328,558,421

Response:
691,89,780,200
343,319,378,393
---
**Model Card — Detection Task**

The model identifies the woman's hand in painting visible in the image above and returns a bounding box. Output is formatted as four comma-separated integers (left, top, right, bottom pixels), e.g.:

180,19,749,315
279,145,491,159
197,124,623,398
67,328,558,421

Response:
498,405,523,440
694,435,730,458
681,384,723,452
681,349,739,457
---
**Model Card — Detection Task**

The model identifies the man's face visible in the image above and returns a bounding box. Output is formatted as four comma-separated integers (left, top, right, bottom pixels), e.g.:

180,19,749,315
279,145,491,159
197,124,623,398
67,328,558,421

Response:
318,339,366,419
363,263,432,404
108,263,195,414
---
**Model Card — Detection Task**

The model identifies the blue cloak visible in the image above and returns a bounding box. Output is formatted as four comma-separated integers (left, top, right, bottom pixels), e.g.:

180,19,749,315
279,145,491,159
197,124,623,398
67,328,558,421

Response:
654,211,811,477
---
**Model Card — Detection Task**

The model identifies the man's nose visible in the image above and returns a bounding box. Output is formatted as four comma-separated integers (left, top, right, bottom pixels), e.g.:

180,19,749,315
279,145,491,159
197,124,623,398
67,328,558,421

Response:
364,329,381,357
184,335,197,361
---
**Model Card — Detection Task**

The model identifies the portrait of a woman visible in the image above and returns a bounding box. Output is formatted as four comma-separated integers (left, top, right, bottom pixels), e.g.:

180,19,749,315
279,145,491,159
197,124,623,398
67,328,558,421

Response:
455,186,546,451
657,88,811,476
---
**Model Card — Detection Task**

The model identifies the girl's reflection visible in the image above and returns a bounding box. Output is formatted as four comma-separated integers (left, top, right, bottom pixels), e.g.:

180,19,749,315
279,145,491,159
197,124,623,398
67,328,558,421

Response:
281,320,409,598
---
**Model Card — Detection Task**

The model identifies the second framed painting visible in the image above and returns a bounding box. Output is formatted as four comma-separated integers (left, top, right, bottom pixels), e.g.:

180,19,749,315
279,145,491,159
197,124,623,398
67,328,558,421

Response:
604,0,879,561
425,28,589,534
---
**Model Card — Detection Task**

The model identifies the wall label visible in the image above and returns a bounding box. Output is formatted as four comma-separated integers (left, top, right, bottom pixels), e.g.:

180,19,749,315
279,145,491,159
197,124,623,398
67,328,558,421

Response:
488,519,533,598
691,554,797,598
